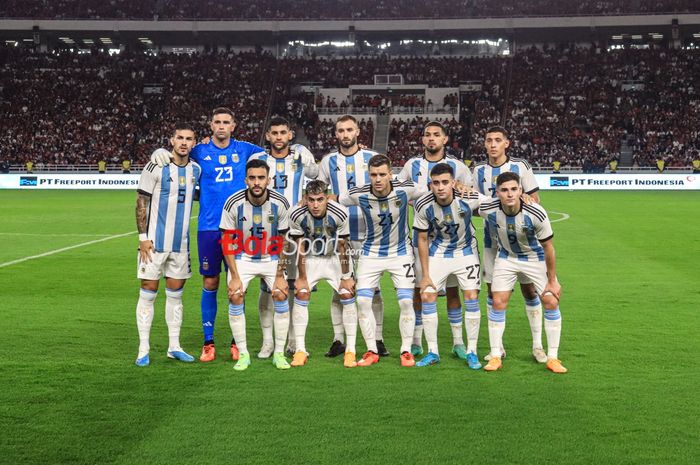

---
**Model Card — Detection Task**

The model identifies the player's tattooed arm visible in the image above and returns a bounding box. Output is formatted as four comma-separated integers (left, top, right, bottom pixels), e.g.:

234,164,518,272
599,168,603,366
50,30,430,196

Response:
136,193,154,263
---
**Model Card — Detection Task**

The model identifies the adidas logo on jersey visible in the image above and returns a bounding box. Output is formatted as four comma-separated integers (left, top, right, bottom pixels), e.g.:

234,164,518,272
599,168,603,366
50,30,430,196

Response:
203,155,212,161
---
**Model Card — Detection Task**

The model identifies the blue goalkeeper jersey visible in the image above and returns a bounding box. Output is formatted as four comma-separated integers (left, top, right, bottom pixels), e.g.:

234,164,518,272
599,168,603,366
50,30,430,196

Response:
190,139,264,231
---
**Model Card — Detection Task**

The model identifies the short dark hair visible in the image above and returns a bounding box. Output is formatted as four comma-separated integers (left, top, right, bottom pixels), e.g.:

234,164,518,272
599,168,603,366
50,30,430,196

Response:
486,126,509,139
336,114,358,127
368,154,392,170
172,122,195,135
424,121,446,135
496,171,520,186
305,180,328,196
430,163,454,178
268,116,291,129
212,107,235,120
246,158,270,174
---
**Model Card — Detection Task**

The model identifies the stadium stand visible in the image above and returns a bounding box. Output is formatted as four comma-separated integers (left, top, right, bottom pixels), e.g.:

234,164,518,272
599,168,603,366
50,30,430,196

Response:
1,0,699,19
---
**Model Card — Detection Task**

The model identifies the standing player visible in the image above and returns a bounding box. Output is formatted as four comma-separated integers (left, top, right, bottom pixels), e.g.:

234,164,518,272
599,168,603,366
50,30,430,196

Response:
318,115,388,357
412,164,482,369
479,172,567,374
289,180,357,368
339,155,427,367
472,126,547,363
250,116,318,358
134,124,201,366
219,159,293,371
399,121,474,360
151,108,314,363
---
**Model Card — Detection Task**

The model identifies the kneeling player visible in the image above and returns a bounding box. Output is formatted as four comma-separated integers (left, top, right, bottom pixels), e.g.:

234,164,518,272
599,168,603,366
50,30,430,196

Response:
413,164,483,369
134,124,201,366
220,159,293,371
289,181,358,367
479,172,567,374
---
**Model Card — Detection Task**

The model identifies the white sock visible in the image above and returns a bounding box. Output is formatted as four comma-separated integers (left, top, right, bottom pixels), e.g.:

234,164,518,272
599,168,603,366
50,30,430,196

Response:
292,298,309,353
258,290,273,347
372,290,384,341
463,299,480,353
273,300,290,353
287,290,296,349
165,287,184,351
422,302,439,355
228,303,247,354
331,292,345,343
397,290,416,354
136,288,157,358
356,292,377,353
447,306,464,347
340,296,357,354
412,298,423,346
544,308,562,360
487,308,506,358
525,296,544,349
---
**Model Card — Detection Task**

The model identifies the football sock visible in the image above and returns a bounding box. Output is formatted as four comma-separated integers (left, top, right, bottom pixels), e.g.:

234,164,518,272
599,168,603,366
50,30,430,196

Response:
258,289,274,347
136,288,157,358
165,287,184,351
228,303,247,354
292,298,309,353
422,301,439,355
201,288,217,344
448,306,464,347
487,308,506,358
287,290,296,349
525,296,544,349
397,289,416,353
340,296,357,354
412,300,423,346
330,292,345,343
273,300,290,353
372,290,384,341
356,289,378,353
544,308,562,359
464,299,480,353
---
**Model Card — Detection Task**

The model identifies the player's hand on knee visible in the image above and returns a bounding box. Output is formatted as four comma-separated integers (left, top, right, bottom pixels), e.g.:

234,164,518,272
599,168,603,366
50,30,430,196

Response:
295,277,310,299
227,278,243,300
542,280,561,302
272,276,289,300
150,148,172,168
420,279,437,300
338,278,355,298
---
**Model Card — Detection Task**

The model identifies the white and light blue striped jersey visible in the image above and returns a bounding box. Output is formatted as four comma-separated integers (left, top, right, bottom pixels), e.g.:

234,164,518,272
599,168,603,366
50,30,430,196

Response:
318,149,378,241
413,190,481,258
473,156,539,249
339,180,427,258
288,200,350,257
478,199,553,262
250,144,318,206
398,154,473,188
138,161,201,253
219,189,291,262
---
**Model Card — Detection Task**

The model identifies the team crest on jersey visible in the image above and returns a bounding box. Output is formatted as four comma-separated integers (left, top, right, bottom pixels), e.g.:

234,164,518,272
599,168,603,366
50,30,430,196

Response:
268,214,275,223
179,176,186,186
458,208,466,218
326,226,335,236
380,202,389,212
190,176,196,185
253,214,262,224
277,162,285,172
219,155,227,164
395,199,402,208
232,154,240,163
347,164,355,173
444,213,453,223
492,175,499,185
507,223,516,232
314,226,323,236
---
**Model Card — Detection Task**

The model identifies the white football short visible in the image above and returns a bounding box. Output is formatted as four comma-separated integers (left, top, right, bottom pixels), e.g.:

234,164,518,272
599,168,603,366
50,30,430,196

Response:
137,251,191,280
228,259,280,293
301,255,345,293
491,256,553,295
356,254,415,290
425,255,481,291
413,247,458,288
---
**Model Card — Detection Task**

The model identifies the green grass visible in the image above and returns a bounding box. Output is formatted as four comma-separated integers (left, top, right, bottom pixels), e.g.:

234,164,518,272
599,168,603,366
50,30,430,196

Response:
0,190,698,465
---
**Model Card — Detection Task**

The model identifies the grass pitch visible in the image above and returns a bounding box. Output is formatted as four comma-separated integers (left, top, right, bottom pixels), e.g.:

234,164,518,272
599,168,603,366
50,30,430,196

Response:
0,190,698,465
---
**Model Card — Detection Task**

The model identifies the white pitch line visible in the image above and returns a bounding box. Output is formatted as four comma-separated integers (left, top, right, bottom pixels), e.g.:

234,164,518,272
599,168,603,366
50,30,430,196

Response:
0,215,198,269
549,211,571,223
0,231,136,268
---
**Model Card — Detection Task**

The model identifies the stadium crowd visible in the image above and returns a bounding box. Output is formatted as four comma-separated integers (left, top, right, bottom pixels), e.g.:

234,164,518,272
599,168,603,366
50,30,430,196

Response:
1,0,698,19
1,46,698,169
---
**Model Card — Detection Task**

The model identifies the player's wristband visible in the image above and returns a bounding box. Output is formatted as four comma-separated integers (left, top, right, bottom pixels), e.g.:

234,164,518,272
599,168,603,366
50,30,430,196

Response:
138,233,148,241
341,272,353,280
